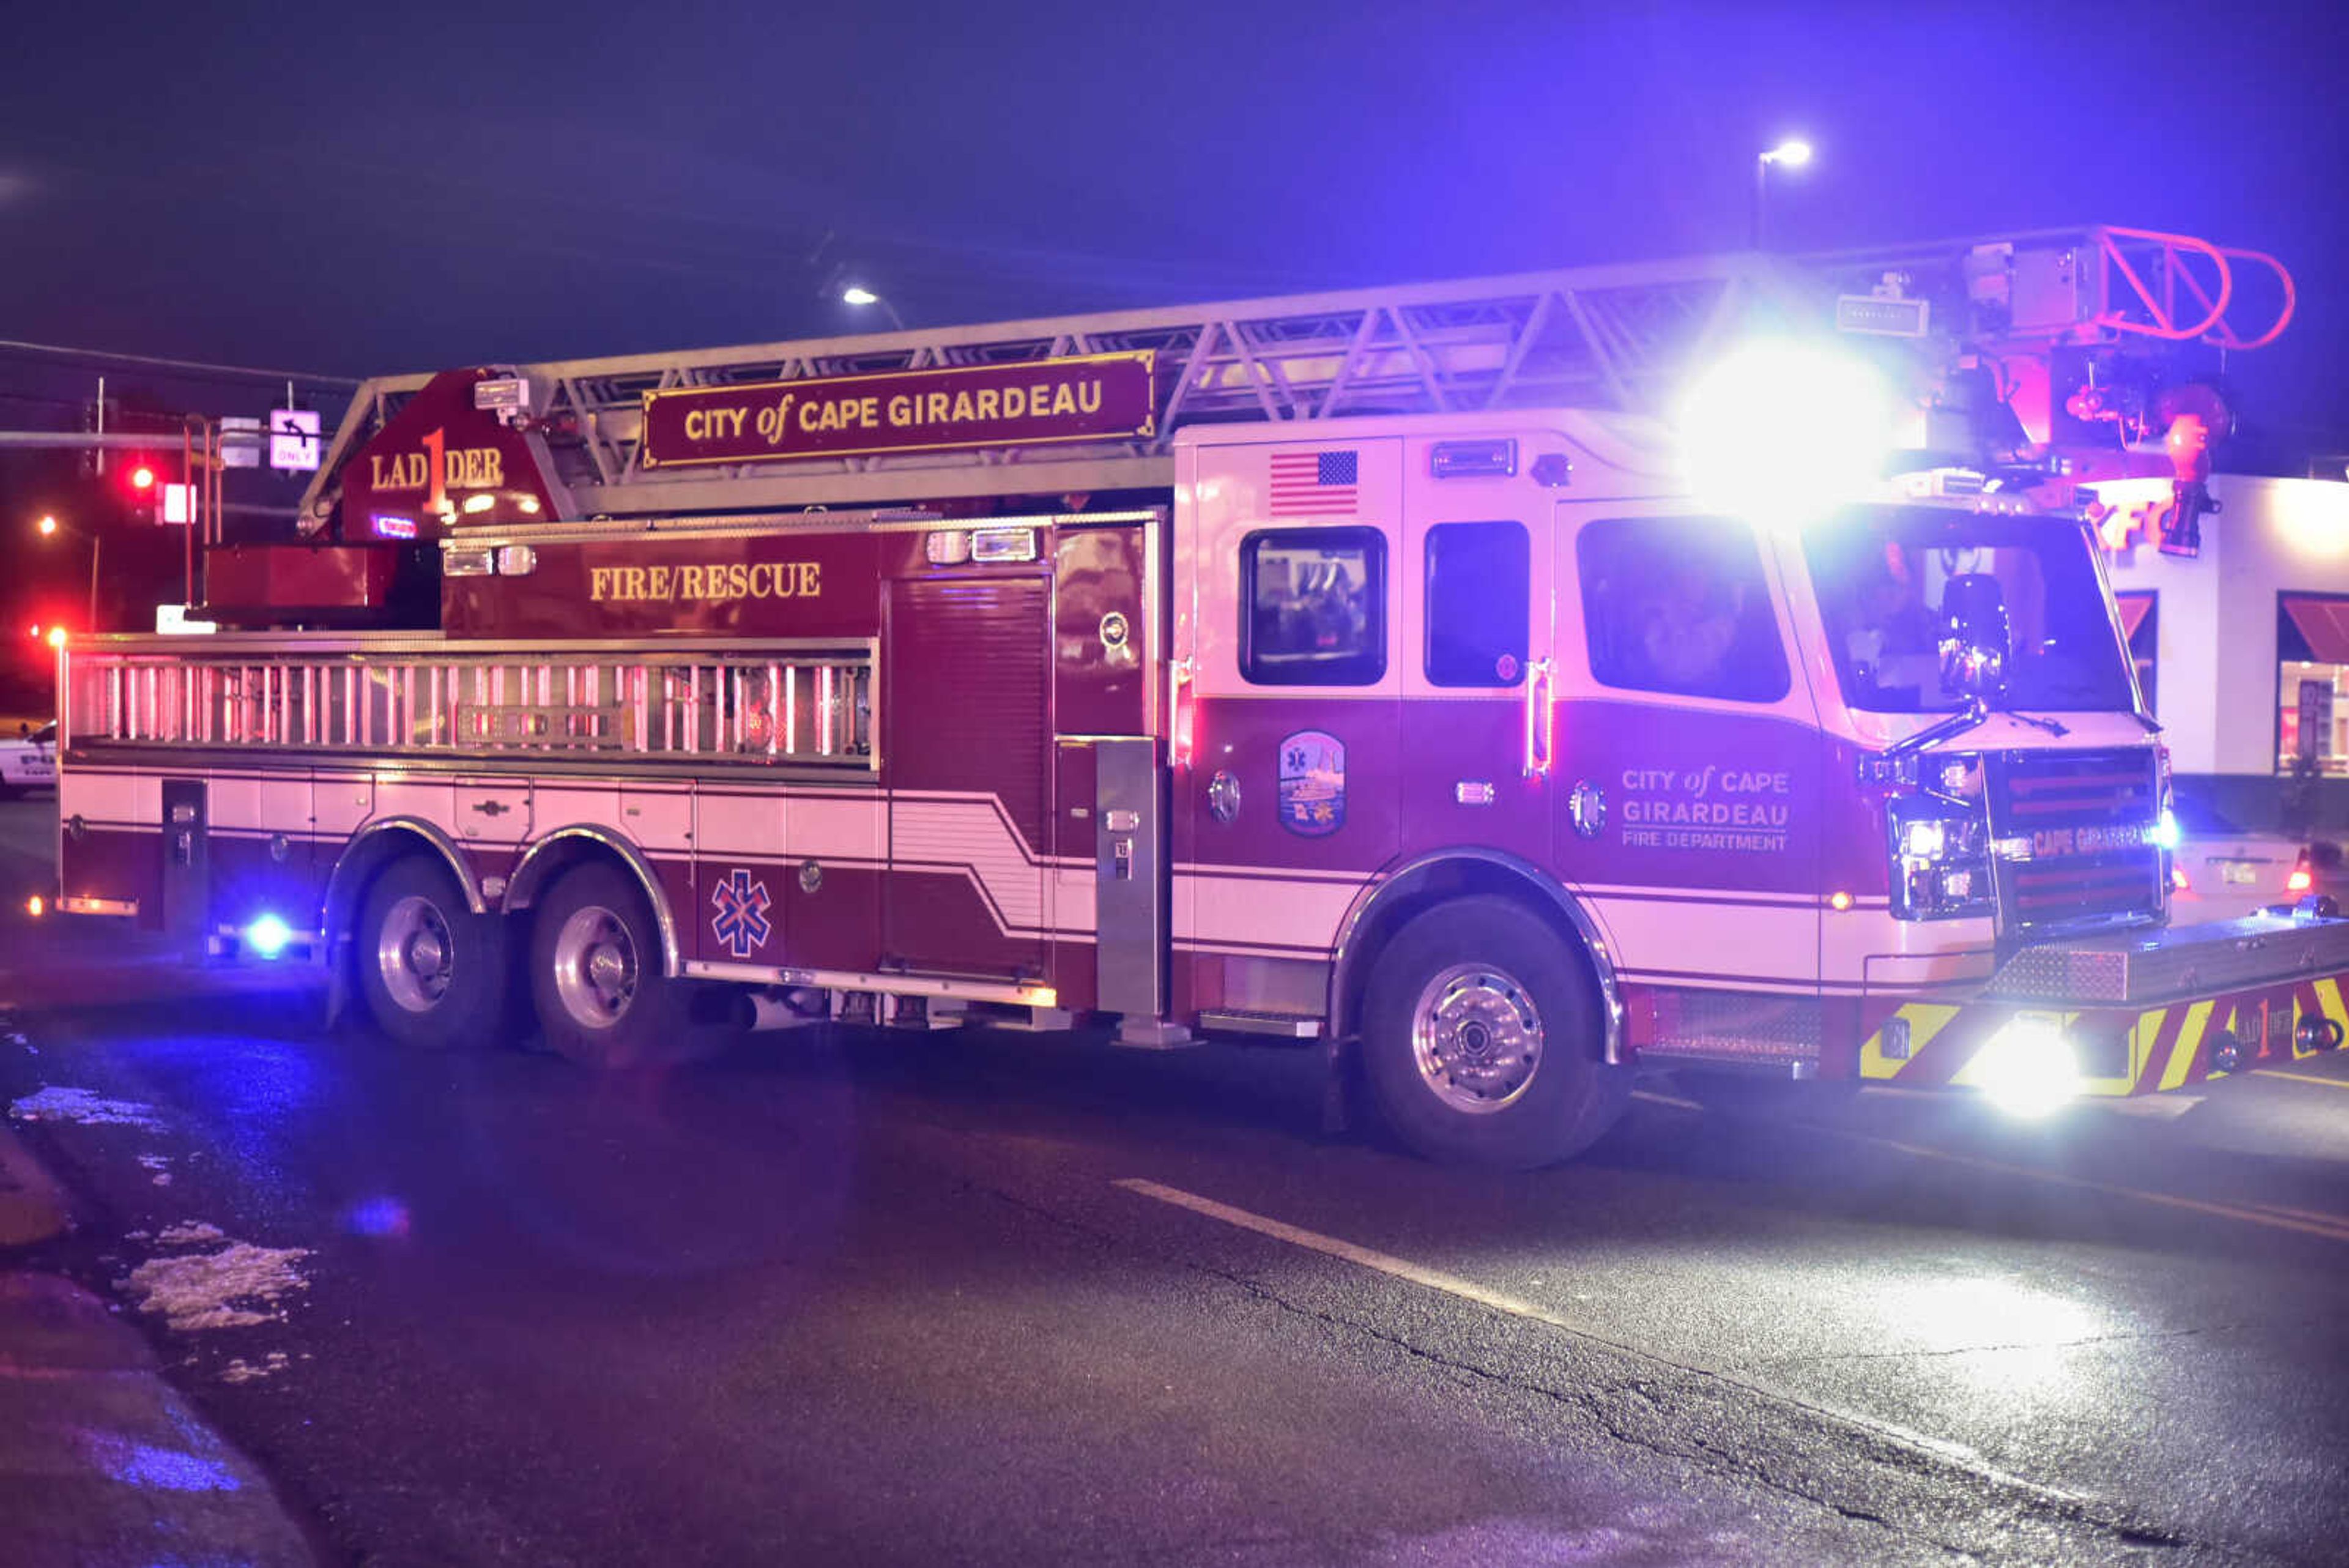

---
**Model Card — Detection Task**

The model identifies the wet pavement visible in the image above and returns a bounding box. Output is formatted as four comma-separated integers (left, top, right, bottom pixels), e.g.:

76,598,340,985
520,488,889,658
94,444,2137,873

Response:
4,796,2348,1565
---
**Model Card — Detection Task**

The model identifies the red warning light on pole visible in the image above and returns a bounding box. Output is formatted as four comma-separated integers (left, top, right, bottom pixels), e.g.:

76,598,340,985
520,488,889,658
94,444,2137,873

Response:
130,464,156,491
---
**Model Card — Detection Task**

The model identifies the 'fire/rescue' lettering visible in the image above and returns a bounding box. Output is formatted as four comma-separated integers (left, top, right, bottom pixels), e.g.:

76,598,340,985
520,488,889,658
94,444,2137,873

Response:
588,562,823,603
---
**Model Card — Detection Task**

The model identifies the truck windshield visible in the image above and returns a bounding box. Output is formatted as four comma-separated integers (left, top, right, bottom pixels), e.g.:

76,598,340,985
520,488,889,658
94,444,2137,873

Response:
1804,506,2136,715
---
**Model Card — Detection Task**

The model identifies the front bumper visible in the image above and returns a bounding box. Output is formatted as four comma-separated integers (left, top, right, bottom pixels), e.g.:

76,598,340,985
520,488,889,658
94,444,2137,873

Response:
1861,909,2349,1096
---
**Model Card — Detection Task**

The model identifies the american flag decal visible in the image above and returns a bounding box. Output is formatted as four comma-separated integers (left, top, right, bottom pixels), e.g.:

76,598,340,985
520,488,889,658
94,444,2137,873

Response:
1269,450,1359,516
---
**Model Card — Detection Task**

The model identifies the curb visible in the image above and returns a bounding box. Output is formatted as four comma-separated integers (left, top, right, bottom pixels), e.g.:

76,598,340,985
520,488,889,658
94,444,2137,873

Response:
0,1121,70,1249
0,1271,318,1567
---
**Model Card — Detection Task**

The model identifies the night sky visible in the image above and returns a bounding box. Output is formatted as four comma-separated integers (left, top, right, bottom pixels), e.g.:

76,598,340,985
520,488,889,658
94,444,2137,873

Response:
3,0,2345,445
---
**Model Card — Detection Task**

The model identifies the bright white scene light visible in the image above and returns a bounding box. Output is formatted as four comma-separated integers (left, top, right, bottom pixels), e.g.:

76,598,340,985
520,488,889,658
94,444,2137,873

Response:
1678,339,1896,526
1970,1017,2082,1118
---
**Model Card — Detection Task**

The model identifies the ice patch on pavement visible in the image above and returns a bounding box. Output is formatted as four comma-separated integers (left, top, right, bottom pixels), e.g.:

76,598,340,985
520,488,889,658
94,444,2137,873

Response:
219,1351,292,1384
156,1221,226,1246
8,1085,163,1129
139,1153,173,1186
119,1238,313,1332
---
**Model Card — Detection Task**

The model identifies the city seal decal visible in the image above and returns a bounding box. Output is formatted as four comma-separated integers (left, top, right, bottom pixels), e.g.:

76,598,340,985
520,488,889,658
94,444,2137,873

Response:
710,868,774,959
1277,729,1346,837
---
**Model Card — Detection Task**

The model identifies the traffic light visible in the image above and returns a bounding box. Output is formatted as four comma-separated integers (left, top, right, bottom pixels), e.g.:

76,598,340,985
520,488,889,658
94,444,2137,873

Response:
125,457,160,522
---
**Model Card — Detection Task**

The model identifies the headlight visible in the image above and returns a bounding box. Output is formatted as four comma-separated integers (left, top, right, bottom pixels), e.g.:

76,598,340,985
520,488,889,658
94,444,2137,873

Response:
1972,1016,2080,1117
1900,819,1947,860
1888,795,1994,921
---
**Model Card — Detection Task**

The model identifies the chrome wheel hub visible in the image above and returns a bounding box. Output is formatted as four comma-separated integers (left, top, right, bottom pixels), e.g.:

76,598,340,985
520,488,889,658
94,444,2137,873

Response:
376,895,454,1014
553,905,638,1027
1411,963,1543,1114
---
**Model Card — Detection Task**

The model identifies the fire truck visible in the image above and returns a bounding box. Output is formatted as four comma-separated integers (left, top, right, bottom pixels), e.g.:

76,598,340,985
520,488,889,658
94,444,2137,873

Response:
42,225,2349,1165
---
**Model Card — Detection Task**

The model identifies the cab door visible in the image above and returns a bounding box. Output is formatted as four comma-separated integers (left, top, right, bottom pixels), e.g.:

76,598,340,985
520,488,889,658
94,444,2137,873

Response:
1546,504,1824,997
1399,513,1553,868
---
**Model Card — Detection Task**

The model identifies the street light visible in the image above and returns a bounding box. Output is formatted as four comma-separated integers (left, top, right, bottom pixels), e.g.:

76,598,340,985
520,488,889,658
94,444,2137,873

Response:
841,284,908,331
32,514,101,633
1753,138,1814,250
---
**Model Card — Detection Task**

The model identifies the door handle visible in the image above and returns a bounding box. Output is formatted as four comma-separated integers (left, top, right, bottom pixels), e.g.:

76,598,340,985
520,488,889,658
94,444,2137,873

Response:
1522,656,1554,778
470,800,511,817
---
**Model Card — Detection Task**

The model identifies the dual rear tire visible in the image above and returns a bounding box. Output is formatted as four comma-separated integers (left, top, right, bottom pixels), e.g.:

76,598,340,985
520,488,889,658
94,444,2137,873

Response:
355,855,692,1068
355,857,510,1052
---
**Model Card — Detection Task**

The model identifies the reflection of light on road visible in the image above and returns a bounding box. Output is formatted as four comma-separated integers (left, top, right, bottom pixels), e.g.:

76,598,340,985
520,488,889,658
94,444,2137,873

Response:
346,1195,412,1238
73,1431,244,1492
1884,1274,2108,1394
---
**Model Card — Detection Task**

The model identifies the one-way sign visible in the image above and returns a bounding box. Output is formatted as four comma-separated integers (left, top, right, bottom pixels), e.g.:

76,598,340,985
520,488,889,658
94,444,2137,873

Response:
270,409,321,472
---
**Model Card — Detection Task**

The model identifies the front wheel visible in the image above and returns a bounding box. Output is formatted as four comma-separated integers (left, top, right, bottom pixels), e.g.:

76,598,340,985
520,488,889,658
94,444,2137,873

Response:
529,863,692,1069
1360,896,1629,1168
356,855,510,1050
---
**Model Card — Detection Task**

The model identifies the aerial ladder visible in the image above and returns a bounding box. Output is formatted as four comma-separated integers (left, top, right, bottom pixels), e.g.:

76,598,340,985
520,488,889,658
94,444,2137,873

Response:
292,223,2291,545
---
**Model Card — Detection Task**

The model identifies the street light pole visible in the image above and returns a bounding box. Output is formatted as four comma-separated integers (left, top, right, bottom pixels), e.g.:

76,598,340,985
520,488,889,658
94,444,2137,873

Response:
1752,138,1814,251
34,515,102,633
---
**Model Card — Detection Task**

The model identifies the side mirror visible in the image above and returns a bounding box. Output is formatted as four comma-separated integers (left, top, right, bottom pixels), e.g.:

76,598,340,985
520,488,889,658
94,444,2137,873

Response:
1939,573,2011,701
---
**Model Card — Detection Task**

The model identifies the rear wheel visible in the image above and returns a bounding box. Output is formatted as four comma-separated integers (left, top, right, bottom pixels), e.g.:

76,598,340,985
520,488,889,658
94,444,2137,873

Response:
356,855,509,1050
529,862,691,1069
1360,896,1629,1167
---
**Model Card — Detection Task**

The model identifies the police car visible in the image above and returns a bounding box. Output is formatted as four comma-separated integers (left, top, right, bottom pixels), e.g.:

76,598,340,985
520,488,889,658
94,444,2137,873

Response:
0,721,57,797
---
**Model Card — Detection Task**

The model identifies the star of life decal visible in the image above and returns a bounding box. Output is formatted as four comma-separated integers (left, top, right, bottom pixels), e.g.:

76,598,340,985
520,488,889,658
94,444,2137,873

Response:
710,868,773,959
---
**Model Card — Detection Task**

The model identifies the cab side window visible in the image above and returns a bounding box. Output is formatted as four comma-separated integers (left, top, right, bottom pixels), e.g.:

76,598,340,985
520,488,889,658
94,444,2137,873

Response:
1425,521,1528,687
1241,527,1386,686
1579,517,1790,702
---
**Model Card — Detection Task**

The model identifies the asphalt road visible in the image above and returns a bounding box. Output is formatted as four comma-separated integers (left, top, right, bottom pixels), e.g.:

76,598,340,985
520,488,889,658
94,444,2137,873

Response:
4,796,2348,1566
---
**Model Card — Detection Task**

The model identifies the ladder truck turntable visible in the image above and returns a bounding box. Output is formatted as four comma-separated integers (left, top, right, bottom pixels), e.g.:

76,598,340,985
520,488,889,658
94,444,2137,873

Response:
45,225,2348,1165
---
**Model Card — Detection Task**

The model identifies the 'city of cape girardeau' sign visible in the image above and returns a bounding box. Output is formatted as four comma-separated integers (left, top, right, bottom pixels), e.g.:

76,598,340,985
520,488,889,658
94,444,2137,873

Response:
640,351,1156,467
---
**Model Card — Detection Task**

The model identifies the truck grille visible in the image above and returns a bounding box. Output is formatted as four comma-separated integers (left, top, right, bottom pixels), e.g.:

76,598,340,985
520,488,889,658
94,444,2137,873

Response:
1987,747,2162,934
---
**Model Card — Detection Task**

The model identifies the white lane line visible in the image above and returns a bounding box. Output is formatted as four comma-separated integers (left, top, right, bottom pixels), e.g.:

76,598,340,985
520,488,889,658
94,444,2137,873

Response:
1113,1177,2091,1506
1115,1177,1604,1337
2249,1068,2349,1091
1630,1089,1703,1111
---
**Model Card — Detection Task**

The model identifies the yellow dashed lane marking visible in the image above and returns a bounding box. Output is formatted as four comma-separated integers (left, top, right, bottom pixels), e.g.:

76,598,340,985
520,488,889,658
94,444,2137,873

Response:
2250,1068,2349,1091
1628,1097,2349,1243
1861,1138,2349,1243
